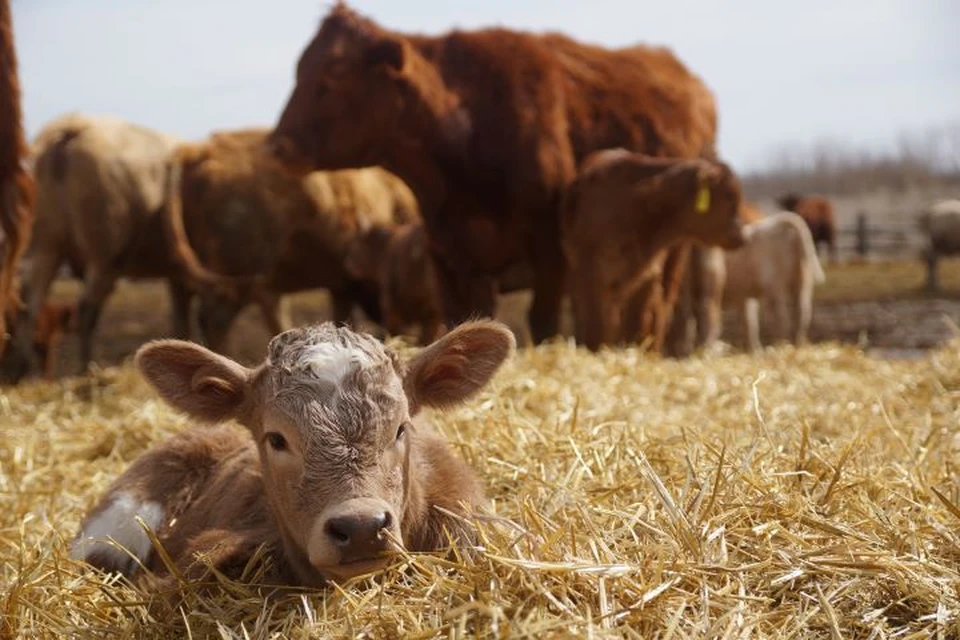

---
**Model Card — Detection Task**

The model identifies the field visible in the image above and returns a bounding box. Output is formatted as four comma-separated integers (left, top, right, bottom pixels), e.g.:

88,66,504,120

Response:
2,259,960,637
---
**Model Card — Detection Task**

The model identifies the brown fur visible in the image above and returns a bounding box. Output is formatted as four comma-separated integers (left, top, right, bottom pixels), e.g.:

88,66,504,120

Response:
70,320,514,601
0,0,35,356
268,2,719,348
5,113,188,380
561,151,744,351
163,128,419,352
776,193,837,263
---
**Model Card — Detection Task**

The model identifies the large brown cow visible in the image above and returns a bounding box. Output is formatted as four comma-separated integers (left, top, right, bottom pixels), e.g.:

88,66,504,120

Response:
5,113,190,380
0,0,35,357
776,193,837,263
267,2,719,350
561,150,745,351
162,127,419,353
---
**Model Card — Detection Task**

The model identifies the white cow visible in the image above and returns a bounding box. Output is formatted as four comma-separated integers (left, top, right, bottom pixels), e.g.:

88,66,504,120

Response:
917,199,960,291
701,211,826,352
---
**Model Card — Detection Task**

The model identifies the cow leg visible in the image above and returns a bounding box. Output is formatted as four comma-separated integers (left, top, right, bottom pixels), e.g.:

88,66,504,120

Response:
75,268,117,371
795,283,813,347
330,289,356,326
256,292,291,336
743,298,761,353
925,249,939,292
528,237,566,344
771,294,791,345
621,280,658,347
4,251,61,381
196,295,244,354
167,279,192,340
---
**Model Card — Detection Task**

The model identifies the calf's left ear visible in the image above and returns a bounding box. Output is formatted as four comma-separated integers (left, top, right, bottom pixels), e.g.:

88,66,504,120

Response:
136,340,252,424
403,320,516,413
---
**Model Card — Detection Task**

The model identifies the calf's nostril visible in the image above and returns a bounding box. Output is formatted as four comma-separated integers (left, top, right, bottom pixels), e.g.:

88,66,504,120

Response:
378,511,392,531
325,518,352,546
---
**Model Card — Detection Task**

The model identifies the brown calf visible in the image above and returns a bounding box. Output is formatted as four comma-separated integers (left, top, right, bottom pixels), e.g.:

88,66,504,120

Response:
268,2,719,350
561,151,744,351
776,193,837,263
70,320,514,590
0,0,36,357
345,223,445,344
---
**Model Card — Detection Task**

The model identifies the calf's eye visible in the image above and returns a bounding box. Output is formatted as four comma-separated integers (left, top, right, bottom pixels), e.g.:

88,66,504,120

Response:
396,423,408,442
265,432,288,452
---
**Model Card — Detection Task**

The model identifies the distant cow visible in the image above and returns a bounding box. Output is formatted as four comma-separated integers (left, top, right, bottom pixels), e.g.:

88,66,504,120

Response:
703,211,825,352
561,150,745,351
5,113,189,381
777,193,837,263
267,2,719,351
0,0,36,357
163,128,419,353
70,320,514,593
918,199,960,292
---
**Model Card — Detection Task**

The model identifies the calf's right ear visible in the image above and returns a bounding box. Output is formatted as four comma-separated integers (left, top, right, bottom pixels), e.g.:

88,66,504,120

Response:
135,340,252,424
403,319,516,413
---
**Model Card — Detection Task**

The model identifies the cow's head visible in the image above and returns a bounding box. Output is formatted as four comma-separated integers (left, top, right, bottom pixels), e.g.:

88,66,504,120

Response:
672,159,746,250
267,2,469,174
135,320,514,581
344,225,395,283
777,192,801,212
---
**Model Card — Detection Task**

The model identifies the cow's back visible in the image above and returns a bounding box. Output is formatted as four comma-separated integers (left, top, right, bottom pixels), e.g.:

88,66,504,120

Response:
544,35,717,161
31,113,182,270
176,128,418,292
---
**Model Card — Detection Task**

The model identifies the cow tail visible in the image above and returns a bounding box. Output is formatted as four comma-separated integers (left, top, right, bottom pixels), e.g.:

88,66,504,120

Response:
795,216,826,284
162,157,243,293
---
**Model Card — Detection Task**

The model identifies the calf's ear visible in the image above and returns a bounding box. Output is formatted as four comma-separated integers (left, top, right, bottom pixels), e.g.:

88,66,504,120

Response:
136,340,252,424
403,320,516,413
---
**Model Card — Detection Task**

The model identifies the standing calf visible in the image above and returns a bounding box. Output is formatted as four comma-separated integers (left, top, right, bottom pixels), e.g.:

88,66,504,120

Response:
561,150,745,351
70,320,514,589
703,211,825,352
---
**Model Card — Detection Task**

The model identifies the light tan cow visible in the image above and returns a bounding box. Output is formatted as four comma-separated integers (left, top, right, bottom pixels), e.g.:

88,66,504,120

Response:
701,211,825,352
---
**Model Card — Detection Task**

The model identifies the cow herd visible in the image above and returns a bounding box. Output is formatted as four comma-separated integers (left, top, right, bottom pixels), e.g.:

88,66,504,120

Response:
1,0,890,595
2,2,840,386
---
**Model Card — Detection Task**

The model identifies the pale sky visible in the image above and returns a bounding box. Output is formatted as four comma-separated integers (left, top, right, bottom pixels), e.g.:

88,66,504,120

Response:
13,0,960,171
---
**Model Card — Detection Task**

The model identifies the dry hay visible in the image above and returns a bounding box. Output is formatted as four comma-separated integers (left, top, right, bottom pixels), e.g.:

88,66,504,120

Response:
2,336,959,638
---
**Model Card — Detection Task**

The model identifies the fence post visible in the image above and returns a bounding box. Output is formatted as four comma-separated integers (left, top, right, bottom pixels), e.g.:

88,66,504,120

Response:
855,212,869,259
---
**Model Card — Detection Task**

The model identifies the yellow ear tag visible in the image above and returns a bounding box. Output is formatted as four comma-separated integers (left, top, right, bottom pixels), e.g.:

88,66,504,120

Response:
695,185,710,214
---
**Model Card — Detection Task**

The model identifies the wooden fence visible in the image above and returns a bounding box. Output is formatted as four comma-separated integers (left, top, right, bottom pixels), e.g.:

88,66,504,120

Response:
835,213,921,260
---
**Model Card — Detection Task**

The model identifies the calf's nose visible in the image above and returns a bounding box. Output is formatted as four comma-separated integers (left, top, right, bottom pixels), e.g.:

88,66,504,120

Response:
324,511,393,562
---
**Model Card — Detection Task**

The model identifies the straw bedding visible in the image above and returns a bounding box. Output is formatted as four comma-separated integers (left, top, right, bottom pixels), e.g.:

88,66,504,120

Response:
1,337,958,638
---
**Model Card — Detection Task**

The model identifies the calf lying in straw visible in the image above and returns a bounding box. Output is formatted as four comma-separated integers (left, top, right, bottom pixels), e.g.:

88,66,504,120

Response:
70,320,515,589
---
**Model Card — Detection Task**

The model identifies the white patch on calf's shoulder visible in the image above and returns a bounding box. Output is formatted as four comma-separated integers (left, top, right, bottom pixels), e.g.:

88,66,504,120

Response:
297,342,373,386
69,491,165,575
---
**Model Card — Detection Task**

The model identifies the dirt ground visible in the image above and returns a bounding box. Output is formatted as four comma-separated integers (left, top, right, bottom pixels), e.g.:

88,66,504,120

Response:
26,257,960,381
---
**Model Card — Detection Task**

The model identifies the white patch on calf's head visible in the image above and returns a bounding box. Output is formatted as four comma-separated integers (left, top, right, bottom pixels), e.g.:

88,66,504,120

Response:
69,492,165,576
297,342,374,388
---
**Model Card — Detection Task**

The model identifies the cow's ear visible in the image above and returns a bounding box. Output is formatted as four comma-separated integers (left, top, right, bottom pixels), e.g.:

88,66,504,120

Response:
136,340,252,424
365,36,406,71
403,320,515,413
